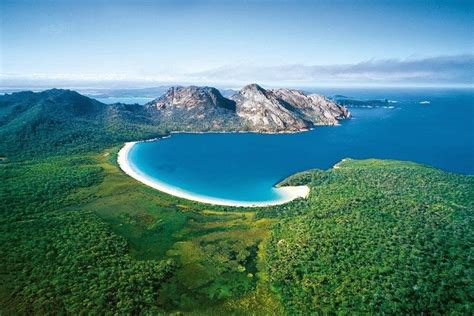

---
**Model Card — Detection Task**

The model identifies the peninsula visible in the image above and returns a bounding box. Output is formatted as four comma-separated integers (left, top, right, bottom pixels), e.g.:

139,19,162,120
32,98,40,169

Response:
116,83,347,205
145,83,350,133
0,86,471,315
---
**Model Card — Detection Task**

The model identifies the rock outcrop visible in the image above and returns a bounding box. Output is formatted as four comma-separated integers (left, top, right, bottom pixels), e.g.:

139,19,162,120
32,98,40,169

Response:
230,84,312,132
0,86,349,157
145,86,241,131
272,88,350,125
146,86,235,111
144,84,350,132
229,84,349,132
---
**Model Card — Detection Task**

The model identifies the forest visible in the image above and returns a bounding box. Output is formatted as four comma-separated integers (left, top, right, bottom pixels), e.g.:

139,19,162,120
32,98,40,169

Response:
264,159,473,314
0,90,472,313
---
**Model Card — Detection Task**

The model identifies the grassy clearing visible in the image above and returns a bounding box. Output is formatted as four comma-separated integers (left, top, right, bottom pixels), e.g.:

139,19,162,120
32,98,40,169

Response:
73,147,283,312
1,145,471,314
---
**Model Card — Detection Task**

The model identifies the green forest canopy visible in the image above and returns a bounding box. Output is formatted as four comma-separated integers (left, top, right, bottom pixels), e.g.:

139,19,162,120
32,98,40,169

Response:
0,90,472,313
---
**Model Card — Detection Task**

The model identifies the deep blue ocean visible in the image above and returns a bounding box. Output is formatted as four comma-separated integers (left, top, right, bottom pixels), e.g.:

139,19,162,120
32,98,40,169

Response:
127,89,474,203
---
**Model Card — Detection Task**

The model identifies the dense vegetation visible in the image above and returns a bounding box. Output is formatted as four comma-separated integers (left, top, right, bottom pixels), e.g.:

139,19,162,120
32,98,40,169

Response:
264,159,473,314
0,90,472,314
0,152,281,314
0,157,177,314
0,89,167,159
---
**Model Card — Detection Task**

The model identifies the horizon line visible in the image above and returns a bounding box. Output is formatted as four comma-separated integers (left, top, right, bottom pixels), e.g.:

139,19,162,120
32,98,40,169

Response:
1,82,473,91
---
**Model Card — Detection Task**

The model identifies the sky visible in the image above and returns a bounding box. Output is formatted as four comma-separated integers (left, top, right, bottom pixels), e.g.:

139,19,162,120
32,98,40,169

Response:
1,0,473,88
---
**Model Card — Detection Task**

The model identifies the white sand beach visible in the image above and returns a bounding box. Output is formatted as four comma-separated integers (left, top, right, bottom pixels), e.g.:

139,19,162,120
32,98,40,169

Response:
117,141,310,207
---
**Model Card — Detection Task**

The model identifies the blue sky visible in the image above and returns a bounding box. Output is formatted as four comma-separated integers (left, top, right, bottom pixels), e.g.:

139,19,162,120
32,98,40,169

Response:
1,0,473,87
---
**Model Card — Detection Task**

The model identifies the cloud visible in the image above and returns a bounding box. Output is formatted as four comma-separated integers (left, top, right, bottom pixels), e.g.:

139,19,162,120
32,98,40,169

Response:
1,55,473,88
0,73,181,89
188,55,474,86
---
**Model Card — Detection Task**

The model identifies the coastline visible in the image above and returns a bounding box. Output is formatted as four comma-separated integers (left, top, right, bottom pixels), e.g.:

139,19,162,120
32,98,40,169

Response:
117,139,310,207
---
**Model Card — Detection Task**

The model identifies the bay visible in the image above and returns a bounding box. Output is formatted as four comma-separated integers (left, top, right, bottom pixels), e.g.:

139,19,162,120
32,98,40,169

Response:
127,89,474,203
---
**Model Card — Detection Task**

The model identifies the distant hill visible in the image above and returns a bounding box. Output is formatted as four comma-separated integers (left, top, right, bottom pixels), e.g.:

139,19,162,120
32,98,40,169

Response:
218,88,238,98
333,96,392,108
0,89,165,158
81,86,171,99
0,85,350,159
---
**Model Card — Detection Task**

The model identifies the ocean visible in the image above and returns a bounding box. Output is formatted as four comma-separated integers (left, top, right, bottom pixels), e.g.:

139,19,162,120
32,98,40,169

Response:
126,88,474,204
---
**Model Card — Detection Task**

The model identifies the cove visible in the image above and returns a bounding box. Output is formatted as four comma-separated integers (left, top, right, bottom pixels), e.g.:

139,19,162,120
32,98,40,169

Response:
120,89,474,206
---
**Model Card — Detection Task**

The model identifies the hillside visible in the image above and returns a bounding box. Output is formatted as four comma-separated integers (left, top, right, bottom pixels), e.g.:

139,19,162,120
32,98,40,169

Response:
0,88,471,314
0,85,349,159
145,86,243,131
0,89,166,159
231,84,349,131
146,84,349,132
1,151,471,314
259,159,473,314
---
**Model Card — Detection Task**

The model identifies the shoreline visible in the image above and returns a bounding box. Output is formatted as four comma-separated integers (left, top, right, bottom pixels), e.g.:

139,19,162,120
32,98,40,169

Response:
117,139,310,207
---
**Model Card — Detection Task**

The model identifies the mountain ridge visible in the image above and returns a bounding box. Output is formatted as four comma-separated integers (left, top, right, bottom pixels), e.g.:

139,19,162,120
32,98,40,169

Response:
0,84,350,158
145,83,350,132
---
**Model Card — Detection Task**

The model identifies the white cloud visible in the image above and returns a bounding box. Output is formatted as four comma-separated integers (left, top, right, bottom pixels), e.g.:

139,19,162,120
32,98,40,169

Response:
188,55,474,86
1,55,473,88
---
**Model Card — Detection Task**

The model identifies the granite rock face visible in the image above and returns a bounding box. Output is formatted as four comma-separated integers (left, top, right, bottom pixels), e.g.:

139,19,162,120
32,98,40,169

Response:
272,88,350,126
230,84,311,132
230,84,349,132
145,84,349,132
146,86,235,111
143,86,239,131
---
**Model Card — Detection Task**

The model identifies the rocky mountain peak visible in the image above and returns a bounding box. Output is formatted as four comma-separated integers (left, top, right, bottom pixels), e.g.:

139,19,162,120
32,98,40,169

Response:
147,86,235,111
272,88,351,124
144,83,349,132
230,85,311,132
240,83,266,94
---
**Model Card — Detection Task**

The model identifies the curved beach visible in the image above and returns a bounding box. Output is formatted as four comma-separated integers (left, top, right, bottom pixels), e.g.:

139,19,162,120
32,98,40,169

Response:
117,141,310,207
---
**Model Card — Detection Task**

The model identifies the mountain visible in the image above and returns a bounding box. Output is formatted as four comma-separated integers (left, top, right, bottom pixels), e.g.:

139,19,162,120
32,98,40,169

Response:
273,88,350,125
0,89,104,124
0,89,107,156
146,86,235,111
0,89,165,158
218,88,238,98
146,84,350,133
0,85,350,158
230,84,311,132
2,88,471,315
231,84,349,132
144,86,242,132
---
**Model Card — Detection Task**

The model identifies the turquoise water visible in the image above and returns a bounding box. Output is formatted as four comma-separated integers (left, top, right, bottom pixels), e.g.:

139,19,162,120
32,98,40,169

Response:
127,89,474,203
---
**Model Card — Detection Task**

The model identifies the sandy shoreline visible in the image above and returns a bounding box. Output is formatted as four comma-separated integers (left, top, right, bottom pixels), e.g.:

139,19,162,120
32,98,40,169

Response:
117,139,310,207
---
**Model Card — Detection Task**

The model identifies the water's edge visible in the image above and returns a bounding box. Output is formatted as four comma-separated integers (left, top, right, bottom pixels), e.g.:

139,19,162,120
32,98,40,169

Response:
117,138,310,207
